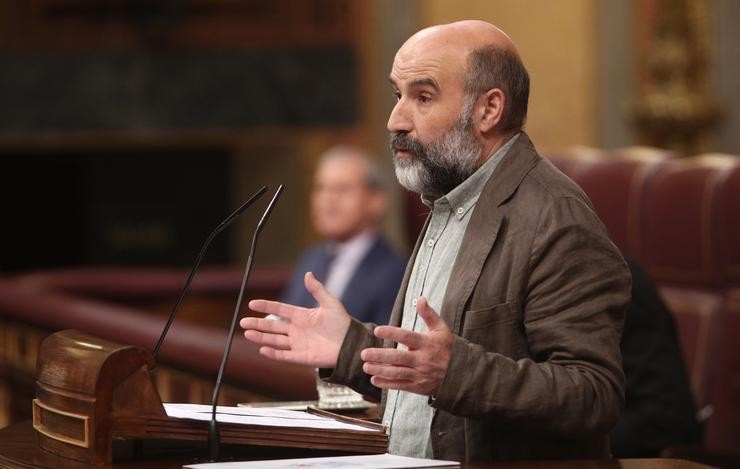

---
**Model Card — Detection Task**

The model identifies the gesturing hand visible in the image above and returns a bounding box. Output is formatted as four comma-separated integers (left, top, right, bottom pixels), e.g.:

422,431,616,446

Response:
360,297,453,396
240,272,351,368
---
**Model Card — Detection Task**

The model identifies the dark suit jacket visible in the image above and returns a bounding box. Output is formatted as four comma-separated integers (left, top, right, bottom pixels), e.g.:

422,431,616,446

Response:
282,236,405,325
326,132,631,462
611,259,702,457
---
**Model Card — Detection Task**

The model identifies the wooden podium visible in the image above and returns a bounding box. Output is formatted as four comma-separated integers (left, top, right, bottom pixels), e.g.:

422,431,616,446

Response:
32,330,387,466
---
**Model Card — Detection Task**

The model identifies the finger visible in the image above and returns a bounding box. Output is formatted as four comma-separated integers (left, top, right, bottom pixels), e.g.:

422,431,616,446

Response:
362,362,414,381
243,329,291,350
240,316,289,335
259,346,302,365
416,297,445,331
360,347,414,367
248,299,300,321
369,376,415,391
304,272,337,307
373,325,423,349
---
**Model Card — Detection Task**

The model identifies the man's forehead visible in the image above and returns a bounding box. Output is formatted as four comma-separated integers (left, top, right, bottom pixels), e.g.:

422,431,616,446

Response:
389,49,465,88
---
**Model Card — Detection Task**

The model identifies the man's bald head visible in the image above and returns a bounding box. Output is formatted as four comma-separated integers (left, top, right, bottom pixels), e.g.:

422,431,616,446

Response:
402,20,519,57
396,20,529,133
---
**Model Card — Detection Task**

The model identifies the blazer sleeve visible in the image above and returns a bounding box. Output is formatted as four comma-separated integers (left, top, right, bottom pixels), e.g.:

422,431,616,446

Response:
320,318,383,400
431,195,630,437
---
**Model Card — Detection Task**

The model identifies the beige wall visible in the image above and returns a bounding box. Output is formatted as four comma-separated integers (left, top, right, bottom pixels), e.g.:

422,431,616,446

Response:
417,0,599,153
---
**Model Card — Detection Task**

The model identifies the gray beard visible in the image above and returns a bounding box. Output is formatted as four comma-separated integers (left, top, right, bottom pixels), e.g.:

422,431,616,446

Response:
390,102,482,198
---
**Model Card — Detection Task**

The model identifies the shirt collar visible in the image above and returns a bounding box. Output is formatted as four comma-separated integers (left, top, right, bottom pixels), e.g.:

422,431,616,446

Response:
329,229,376,257
421,133,520,220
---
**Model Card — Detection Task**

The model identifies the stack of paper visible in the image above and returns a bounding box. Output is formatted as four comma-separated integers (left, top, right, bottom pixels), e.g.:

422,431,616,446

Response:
124,402,389,454
184,453,460,468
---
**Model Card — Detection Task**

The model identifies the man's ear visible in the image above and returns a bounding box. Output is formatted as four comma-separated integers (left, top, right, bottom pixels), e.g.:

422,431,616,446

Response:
478,88,505,133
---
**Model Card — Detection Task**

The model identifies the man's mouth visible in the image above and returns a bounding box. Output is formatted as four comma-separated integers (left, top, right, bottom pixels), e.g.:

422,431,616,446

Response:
390,132,418,159
393,147,413,158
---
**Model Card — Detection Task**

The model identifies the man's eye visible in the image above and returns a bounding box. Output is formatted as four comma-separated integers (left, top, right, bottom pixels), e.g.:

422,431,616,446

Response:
419,95,432,104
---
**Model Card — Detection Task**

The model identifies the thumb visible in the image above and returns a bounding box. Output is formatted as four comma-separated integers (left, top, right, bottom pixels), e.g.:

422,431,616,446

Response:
305,271,336,307
416,297,445,331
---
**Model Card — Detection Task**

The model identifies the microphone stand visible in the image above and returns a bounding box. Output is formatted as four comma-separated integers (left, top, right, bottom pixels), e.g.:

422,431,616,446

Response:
208,185,283,462
152,186,268,360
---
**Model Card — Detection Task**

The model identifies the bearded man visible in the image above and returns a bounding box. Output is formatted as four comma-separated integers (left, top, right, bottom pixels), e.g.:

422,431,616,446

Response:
241,20,630,462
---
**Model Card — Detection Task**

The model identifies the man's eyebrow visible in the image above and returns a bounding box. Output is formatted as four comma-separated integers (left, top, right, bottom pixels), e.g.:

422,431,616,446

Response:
409,77,440,92
387,76,440,92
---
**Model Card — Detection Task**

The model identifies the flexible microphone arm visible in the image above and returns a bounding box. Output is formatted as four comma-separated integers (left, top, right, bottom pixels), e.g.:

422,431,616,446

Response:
152,185,268,360
208,185,283,462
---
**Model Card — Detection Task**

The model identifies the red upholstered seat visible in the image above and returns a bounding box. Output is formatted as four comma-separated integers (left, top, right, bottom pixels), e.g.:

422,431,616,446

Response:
546,145,604,180
641,156,740,286
547,146,673,260
714,161,740,285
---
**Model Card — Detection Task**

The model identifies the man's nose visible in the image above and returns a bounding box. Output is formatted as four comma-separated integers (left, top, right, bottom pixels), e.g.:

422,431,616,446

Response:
387,100,412,133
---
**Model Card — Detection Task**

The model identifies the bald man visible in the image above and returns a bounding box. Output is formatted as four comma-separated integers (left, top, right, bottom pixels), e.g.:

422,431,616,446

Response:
242,21,630,462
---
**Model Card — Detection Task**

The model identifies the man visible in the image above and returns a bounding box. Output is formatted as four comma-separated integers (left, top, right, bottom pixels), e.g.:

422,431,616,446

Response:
241,20,630,462
281,146,405,325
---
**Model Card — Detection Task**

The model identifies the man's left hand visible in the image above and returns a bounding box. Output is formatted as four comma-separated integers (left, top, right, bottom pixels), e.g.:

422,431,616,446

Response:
360,297,453,396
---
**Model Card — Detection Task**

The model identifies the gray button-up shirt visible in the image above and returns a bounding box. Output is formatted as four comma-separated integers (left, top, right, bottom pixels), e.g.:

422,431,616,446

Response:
385,134,519,457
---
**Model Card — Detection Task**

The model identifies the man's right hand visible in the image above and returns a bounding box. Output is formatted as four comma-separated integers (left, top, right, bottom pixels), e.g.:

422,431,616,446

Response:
240,272,351,368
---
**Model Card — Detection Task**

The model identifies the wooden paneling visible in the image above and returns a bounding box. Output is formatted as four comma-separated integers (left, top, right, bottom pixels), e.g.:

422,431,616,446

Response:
0,0,358,51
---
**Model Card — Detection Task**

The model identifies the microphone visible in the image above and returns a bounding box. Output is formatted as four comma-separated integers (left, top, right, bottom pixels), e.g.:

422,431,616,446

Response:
208,185,283,462
152,186,268,360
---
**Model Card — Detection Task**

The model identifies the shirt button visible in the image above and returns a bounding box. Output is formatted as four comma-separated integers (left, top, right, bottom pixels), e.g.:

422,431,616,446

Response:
412,299,418,307
456,207,464,215
427,239,435,247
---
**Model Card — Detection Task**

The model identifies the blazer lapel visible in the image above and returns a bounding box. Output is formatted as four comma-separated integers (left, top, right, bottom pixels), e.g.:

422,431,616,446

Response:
440,132,541,332
441,209,503,333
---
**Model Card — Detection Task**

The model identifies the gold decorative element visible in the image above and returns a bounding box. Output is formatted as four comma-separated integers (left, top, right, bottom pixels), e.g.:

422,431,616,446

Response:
632,0,720,154
32,398,91,449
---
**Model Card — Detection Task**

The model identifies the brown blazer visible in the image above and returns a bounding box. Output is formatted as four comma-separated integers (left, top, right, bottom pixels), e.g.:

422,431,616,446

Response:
327,133,631,462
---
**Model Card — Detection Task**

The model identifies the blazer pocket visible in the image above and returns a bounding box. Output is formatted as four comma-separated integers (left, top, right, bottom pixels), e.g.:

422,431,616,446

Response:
462,301,519,330
461,301,527,357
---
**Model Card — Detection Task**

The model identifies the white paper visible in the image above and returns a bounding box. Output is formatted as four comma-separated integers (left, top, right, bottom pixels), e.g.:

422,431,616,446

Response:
183,453,459,468
164,403,376,433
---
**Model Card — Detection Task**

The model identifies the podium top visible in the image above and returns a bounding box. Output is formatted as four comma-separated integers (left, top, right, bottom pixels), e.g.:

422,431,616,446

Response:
36,329,156,396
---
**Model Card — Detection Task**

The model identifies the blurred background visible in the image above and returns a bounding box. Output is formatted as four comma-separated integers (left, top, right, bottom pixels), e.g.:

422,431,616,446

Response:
1,0,739,462
1,0,737,269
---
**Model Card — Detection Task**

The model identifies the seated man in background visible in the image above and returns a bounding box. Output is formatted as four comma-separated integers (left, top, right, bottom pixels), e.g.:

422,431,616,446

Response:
281,145,405,325
612,259,703,457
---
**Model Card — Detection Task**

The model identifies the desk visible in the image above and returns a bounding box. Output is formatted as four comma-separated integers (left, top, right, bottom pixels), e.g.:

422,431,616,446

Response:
0,421,712,469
